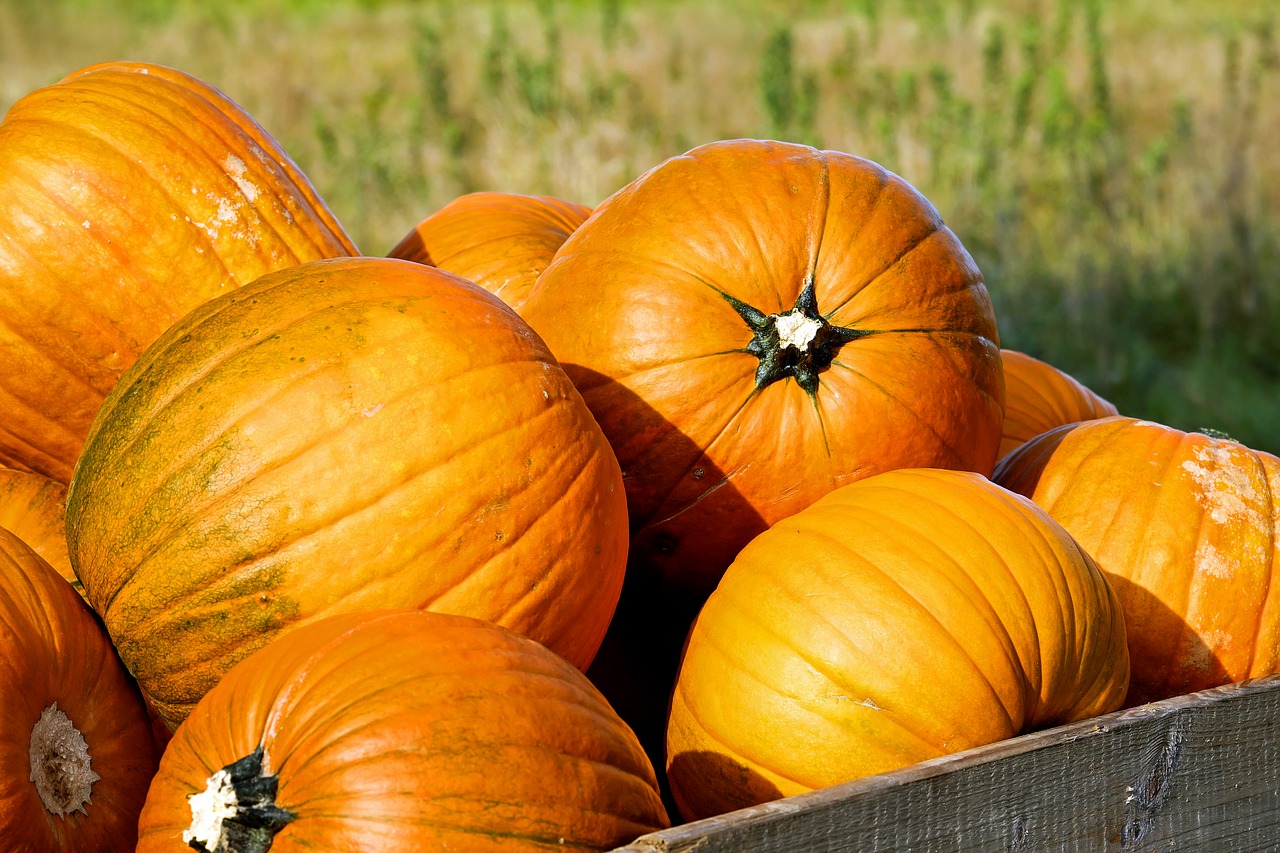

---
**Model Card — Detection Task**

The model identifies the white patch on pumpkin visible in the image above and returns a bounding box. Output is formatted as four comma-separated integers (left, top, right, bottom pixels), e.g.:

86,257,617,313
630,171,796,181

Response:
82,220,91,229
361,404,383,418
183,768,238,849
223,153,261,203
1180,443,1261,527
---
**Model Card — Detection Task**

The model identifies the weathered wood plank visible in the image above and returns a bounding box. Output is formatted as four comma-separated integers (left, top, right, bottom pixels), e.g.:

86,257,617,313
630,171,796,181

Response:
613,674,1280,852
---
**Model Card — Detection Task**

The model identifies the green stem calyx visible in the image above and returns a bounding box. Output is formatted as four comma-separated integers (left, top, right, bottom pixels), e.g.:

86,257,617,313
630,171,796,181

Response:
723,277,867,395
184,745,294,853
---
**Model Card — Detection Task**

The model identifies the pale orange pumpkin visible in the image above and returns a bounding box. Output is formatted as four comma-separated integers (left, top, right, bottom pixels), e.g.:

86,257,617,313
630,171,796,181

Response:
995,416,1280,705
998,349,1117,461
521,139,1004,596
136,610,668,852
665,468,1129,821
0,527,160,851
389,191,592,311
66,256,629,729
0,61,356,482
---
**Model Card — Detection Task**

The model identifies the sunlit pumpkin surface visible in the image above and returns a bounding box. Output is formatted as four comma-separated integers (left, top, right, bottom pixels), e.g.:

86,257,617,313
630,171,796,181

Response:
0,466,75,594
995,416,1280,706
997,348,1118,462
521,139,1005,594
665,468,1129,821
136,610,669,852
0,61,356,483
66,256,628,729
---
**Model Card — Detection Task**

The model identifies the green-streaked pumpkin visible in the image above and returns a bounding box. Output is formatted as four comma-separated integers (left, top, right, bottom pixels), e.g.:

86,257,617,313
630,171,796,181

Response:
665,468,1129,821
994,416,1280,706
136,609,668,852
0,61,356,483
521,138,1004,596
998,349,1117,462
389,191,592,312
0,527,160,851
66,256,628,729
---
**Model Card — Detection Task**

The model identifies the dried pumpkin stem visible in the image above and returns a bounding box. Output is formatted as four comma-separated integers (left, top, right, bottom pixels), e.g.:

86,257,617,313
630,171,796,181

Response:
29,702,100,817
184,745,294,853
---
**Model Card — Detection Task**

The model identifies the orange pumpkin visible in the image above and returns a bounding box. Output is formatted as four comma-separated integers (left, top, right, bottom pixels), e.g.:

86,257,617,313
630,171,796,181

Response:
0,467,75,595
136,609,669,852
994,416,1280,706
521,139,1004,595
389,191,592,312
0,61,356,483
665,468,1129,821
0,527,160,851
66,256,628,728
998,349,1117,461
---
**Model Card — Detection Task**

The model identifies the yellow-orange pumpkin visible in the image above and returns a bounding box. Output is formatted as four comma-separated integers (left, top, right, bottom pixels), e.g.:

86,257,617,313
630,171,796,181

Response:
0,527,159,851
66,256,628,728
0,61,356,482
0,467,75,595
389,191,592,312
665,468,1129,821
998,349,1117,461
521,139,1004,596
994,416,1280,706
136,610,668,852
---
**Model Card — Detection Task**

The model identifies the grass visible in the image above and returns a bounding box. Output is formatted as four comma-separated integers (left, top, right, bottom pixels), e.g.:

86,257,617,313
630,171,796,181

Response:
2,0,1278,454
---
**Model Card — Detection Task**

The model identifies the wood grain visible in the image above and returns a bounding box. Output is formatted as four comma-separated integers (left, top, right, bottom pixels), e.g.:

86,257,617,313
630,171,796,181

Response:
613,674,1280,851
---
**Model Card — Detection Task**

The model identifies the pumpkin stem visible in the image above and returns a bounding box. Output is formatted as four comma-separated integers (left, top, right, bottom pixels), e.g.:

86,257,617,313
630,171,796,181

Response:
184,745,294,853
722,276,869,395
28,702,100,817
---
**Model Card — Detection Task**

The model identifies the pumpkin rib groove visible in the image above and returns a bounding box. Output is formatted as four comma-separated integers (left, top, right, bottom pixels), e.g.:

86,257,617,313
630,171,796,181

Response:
3,128,219,314
707,573,975,754
51,79,329,268
1162,434,1219,690
636,388,757,531
105,373,567,638
782,511,1026,731
824,223,940,323
1245,455,1280,674
273,809,616,851
0,410,74,475
824,359,967,466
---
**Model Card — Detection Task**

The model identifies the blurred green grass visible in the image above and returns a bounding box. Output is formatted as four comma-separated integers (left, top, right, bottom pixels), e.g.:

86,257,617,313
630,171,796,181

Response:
2,0,1277,454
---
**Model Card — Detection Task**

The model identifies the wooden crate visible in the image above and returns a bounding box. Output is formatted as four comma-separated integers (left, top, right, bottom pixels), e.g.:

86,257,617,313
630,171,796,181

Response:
612,674,1280,852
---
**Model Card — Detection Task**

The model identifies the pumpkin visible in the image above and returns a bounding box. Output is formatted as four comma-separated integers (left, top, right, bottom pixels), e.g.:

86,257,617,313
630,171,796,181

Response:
665,468,1129,821
994,416,1280,706
998,349,1117,461
0,466,75,595
0,527,160,851
388,191,592,312
136,609,669,852
0,60,357,483
66,256,629,729
520,139,1004,596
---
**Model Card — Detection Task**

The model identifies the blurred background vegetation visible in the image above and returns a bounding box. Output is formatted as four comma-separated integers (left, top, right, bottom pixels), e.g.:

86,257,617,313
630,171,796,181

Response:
2,0,1277,453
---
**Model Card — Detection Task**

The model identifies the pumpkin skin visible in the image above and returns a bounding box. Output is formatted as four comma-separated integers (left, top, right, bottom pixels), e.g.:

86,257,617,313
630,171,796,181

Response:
665,468,1129,821
0,467,74,594
65,256,628,728
0,61,357,483
136,609,669,852
521,139,1004,595
0,527,160,851
389,191,592,312
994,416,1280,706
998,349,1117,461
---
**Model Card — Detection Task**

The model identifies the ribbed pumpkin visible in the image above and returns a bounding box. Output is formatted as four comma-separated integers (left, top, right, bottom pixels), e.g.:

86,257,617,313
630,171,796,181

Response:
389,191,592,312
998,349,1117,461
0,61,356,483
0,527,160,851
521,139,1004,595
994,416,1280,706
665,468,1129,821
66,256,628,728
0,467,74,594
136,609,669,852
